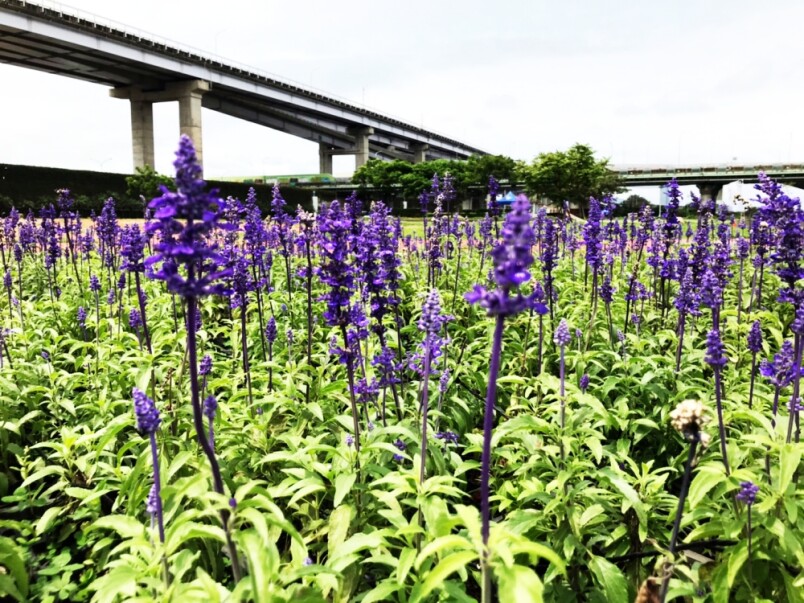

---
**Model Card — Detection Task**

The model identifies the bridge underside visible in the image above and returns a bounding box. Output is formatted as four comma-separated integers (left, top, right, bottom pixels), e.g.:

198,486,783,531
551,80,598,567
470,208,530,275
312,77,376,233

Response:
0,2,483,172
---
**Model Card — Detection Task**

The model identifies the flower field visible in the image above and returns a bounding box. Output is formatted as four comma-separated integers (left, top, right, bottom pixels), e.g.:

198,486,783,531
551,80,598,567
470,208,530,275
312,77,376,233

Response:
0,137,802,603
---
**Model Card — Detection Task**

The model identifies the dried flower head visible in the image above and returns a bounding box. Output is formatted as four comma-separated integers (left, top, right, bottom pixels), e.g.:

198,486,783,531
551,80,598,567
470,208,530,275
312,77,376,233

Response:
670,399,709,443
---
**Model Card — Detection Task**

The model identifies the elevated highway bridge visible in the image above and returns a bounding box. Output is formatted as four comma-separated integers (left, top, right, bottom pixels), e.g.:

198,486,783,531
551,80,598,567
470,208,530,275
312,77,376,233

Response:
0,0,487,173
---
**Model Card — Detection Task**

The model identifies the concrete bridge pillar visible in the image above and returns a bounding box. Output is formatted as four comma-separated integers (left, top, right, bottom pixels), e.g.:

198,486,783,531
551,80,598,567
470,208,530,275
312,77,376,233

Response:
349,126,373,169
698,183,722,204
411,142,428,163
130,100,154,169
319,143,334,174
174,81,209,166
110,79,210,172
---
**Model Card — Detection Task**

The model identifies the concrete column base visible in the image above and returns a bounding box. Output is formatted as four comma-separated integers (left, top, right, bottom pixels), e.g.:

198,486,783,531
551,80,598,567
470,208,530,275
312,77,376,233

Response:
411,142,428,163
110,80,210,173
130,100,154,170
319,143,333,174
349,126,374,169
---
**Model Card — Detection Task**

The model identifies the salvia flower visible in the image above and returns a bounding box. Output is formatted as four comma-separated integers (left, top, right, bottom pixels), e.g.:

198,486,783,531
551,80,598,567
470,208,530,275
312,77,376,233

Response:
760,341,797,388
435,431,459,444
705,329,728,367
579,373,589,392
465,194,536,316
145,135,232,297
203,395,217,420
554,318,572,347
129,308,142,329
199,353,213,376
145,483,159,516
747,320,763,354
736,481,759,506
265,317,277,344
133,388,161,434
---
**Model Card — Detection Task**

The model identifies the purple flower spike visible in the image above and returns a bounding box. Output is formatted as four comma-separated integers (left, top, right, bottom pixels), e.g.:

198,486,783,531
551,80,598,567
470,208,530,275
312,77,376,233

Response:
736,481,759,505
705,329,728,367
199,353,213,376
133,388,161,434
145,483,158,515
465,194,536,316
145,135,233,297
747,321,763,354
579,373,590,392
554,319,572,347
265,317,277,344
203,395,217,420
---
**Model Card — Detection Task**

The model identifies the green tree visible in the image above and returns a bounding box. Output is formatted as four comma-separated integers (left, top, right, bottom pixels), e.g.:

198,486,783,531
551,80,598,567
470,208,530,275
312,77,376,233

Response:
521,144,623,212
464,154,518,186
125,166,172,201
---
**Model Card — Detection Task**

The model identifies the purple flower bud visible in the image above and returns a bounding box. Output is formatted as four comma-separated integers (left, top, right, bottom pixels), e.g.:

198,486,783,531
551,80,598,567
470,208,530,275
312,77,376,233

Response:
579,374,589,392
133,388,160,434
705,329,728,367
554,319,571,347
265,317,277,344
203,395,217,420
747,320,763,354
77,306,87,328
346,434,354,447
145,483,158,515
435,431,459,444
89,274,101,292
199,353,213,376
129,308,142,329
735,481,759,505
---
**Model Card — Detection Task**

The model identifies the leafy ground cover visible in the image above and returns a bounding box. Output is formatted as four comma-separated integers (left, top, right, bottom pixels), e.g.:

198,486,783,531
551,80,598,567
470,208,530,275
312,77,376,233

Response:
0,139,802,603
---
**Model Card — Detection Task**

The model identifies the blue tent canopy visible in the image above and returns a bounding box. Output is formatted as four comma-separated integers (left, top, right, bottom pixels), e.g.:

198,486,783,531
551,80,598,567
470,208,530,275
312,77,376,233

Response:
498,191,517,205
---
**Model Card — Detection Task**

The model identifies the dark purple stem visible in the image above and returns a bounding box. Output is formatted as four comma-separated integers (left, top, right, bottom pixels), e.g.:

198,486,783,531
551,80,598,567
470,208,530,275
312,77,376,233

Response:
186,293,242,582
713,366,731,475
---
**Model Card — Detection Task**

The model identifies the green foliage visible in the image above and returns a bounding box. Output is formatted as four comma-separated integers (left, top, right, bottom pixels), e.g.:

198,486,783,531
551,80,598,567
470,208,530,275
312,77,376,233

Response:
0,206,801,603
353,153,517,205
125,166,173,201
520,143,625,211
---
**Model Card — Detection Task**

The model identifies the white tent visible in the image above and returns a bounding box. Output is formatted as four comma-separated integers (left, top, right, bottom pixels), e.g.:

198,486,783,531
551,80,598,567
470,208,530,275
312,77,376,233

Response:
721,180,804,212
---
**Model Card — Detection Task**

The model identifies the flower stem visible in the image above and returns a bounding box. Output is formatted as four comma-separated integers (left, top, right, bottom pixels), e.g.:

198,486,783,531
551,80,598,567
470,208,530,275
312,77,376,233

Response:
481,315,505,603
713,366,730,475
186,294,242,583
660,434,699,603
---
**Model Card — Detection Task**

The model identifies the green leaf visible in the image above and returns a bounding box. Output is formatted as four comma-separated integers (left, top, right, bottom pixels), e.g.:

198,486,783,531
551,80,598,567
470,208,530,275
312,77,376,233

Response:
0,537,27,600
410,550,477,603
415,535,472,570
396,547,416,584
91,515,145,539
91,565,138,603
727,540,748,588
589,555,628,602
333,472,356,507
777,443,801,495
35,506,63,536
362,580,403,603
688,464,727,509
497,564,543,603
599,468,646,527
327,505,352,559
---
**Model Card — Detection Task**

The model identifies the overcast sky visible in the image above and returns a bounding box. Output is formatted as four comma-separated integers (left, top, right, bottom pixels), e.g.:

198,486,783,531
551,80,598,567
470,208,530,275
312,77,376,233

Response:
2,0,804,179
